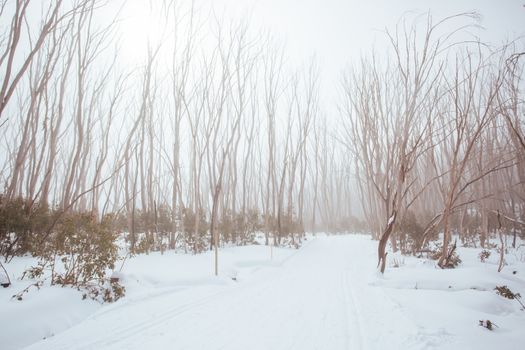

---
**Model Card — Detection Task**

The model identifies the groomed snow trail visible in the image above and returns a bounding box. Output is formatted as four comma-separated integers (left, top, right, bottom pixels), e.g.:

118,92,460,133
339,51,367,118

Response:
24,236,421,350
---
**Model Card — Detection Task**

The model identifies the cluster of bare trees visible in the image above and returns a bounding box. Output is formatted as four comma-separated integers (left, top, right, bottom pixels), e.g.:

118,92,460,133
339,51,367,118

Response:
1,0,360,273
2,2,524,276
342,13,525,272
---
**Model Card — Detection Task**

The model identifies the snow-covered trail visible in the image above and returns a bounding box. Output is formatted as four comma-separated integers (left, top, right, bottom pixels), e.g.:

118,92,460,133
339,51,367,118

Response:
24,236,420,350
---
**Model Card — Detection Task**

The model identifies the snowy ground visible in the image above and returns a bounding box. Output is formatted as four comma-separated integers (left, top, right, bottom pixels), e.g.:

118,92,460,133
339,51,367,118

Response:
1,235,525,349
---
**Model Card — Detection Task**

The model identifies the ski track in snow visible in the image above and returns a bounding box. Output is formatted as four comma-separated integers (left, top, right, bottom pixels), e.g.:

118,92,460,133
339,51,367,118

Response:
23,236,420,350
341,269,364,350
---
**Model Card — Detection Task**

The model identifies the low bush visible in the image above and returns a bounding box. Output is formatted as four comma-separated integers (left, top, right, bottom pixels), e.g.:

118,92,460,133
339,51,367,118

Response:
479,249,491,262
1,196,124,302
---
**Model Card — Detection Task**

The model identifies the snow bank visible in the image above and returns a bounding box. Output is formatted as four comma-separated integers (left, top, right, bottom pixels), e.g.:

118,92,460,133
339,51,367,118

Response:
2,235,525,350
0,244,296,350
374,243,525,349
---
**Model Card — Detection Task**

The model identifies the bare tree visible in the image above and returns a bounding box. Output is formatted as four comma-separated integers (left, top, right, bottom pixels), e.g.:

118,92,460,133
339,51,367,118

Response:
342,14,480,273
0,0,96,120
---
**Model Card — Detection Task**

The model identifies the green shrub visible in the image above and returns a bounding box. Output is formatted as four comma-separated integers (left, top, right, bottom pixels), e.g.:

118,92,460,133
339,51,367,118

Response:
0,196,51,261
50,213,119,287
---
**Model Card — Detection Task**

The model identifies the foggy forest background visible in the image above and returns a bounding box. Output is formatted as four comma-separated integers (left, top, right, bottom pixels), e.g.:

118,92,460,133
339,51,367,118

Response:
1,0,524,296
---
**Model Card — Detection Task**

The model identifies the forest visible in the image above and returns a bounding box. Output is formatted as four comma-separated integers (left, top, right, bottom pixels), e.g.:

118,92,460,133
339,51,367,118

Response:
0,0,524,312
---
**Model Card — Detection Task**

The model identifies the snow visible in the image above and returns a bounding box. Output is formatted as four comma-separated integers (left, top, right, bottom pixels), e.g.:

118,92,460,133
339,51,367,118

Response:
0,257,100,350
375,244,525,349
387,214,395,226
1,235,525,350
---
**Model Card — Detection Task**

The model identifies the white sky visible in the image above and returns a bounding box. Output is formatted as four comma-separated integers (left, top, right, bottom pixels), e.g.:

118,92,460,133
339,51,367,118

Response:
117,0,525,109
119,0,525,60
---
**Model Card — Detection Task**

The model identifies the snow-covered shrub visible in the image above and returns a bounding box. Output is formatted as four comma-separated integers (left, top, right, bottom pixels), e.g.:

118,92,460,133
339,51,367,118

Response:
19,212,124,303
428,242,462,268
134,233,156,254
495,285,525,310
479,249,491,262
479,319,497,330
11,280,43,301
83,279,125,303
444,251,462,268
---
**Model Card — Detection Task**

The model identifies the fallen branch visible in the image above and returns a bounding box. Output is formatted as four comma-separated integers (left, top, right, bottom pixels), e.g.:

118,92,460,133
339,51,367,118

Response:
11,280,44,301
